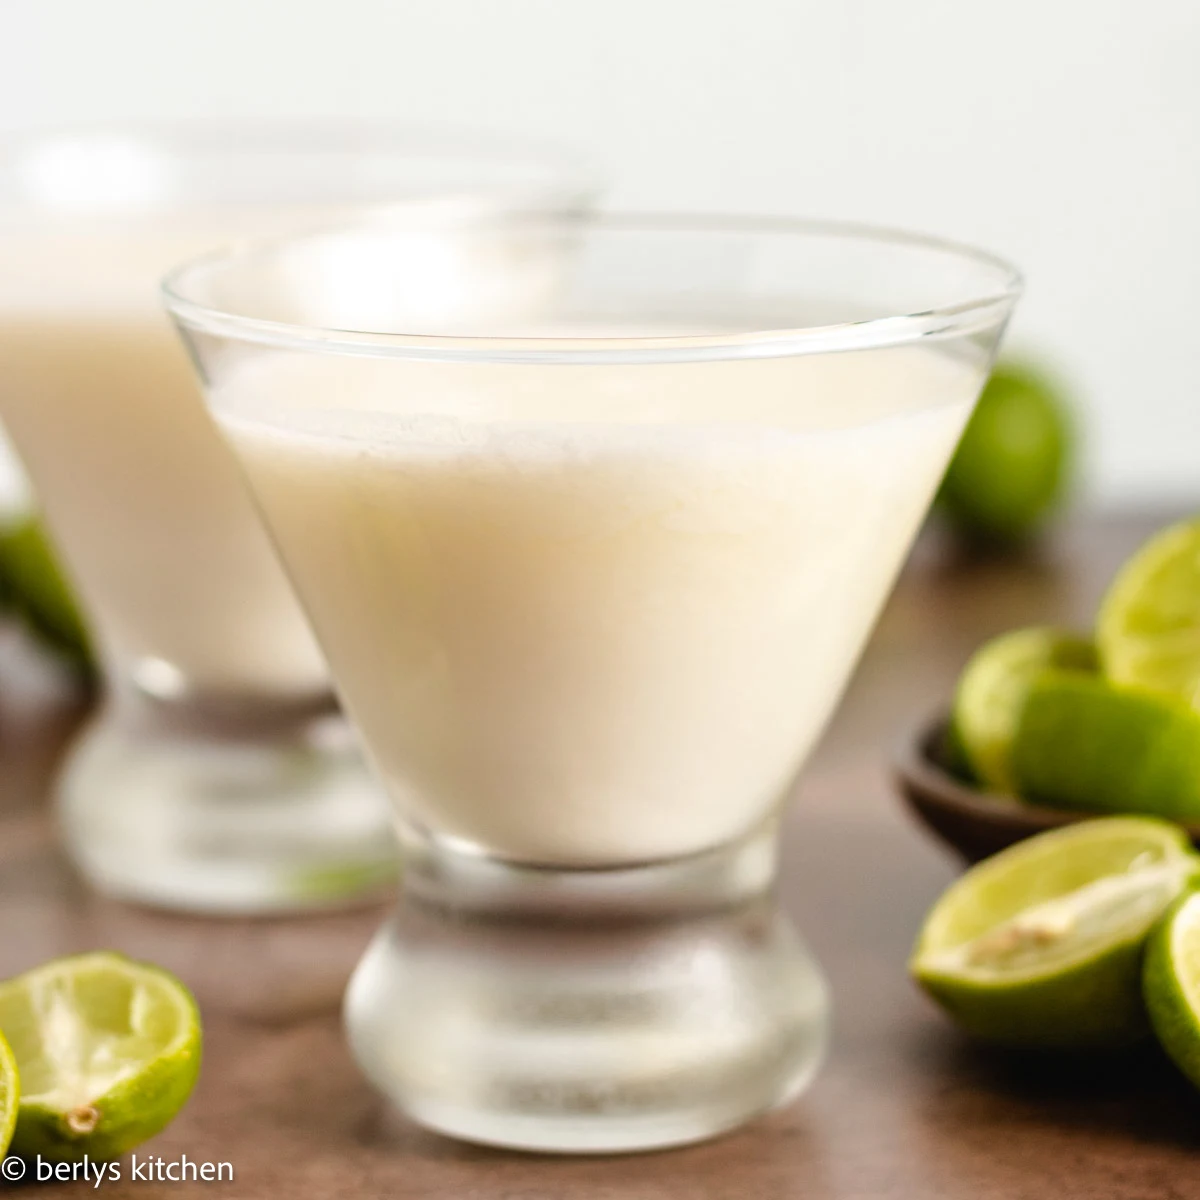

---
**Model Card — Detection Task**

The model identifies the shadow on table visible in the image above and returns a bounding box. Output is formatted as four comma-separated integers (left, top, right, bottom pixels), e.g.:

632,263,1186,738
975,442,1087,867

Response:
922,1029,1200,1153
350,1099,832,1200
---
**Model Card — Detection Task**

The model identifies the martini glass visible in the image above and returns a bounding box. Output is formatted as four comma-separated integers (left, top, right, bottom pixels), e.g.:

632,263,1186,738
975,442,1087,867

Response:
0,124,595,913
165,213,1020,1149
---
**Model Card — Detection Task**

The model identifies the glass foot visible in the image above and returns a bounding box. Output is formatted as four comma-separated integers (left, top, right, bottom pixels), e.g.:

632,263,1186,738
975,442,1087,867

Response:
57,705,397,915
344,821,829,1153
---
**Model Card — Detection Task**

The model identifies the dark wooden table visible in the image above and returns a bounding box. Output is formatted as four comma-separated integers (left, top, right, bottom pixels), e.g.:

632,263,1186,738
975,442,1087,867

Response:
3,511,1199,1199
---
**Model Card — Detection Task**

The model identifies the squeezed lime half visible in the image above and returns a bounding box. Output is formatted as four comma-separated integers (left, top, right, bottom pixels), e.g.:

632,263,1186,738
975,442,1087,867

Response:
0,952,201,1161
0,1029,16,1157
911,817,1198,1048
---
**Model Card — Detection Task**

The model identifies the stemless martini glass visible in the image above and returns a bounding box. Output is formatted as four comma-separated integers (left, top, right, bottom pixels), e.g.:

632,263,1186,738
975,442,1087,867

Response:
0,124,595,913
165,213,1020,1149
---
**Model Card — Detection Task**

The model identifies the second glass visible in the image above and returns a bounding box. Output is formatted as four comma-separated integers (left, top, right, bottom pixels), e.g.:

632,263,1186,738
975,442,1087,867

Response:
0,123,595,913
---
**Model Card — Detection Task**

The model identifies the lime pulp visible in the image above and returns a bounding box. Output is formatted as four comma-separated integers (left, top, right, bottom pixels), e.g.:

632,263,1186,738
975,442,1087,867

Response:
1097,515,1200,709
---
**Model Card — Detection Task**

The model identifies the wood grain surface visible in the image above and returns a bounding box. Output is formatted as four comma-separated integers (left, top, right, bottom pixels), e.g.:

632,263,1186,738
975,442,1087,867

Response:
2,511,1198,1199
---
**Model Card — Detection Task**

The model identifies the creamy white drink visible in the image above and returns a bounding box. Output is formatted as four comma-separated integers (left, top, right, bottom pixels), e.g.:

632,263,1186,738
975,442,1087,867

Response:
0,206,564,695
0,225,328,695
0,128,601,919
216,344,977,865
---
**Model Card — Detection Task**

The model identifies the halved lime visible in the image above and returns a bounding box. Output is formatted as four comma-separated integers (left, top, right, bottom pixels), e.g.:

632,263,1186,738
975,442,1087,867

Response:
911,817,1197,1048
0,1029,17,1157
0,952,201,1161
1144,890,1200,1089
1013,672,1200,819
1098,516,1200,709
952,627,1096,792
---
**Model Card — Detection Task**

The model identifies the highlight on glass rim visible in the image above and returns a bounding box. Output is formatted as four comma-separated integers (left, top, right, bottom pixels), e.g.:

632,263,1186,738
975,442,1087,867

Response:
0,4,1192,1195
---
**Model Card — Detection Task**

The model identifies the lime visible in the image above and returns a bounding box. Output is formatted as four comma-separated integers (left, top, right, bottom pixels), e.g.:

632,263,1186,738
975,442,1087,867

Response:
1097,516,1200,709
0,1029,16,1157
0,952,201,1162
936,360,1073,545
952,627,1096,792
0,515,92,669
911,817,1197,1048
1013,672,1200,819
1144,890,1200,1089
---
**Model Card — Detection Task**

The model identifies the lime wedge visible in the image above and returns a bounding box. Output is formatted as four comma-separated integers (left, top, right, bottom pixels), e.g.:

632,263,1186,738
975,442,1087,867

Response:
911,817,1198,1048
0,516,92,669
0,1029,16,1157
1013,672,1200,819
0,952,201,1161
952,627,1096,791
1144,890,1200,1089
1097,516,1200,708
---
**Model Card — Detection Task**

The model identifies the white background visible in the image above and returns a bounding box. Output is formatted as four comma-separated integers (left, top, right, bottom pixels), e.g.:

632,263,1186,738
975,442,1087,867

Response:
1,0,1196,507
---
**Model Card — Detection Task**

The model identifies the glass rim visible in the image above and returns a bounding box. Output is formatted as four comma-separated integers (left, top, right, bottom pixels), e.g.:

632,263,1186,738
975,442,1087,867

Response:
163,212,1024,367
0,118,600,215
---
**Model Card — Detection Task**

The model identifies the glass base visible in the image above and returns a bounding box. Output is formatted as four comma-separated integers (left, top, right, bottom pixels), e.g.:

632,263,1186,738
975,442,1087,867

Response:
57,703,397,915
344,821,829,1153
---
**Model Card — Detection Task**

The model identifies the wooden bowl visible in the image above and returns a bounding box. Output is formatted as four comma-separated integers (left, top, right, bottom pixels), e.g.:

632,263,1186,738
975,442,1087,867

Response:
893,715,1200,863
